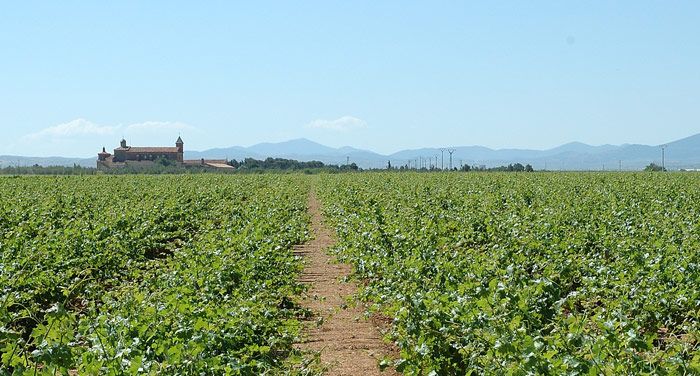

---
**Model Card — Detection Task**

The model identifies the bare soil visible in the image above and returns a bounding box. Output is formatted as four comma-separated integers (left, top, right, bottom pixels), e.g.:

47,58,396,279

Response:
294,190,398,375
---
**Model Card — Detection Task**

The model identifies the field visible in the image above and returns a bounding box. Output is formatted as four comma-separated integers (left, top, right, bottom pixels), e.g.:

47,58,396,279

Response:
1,175,310,375
2,173,700,375
318,173,700,374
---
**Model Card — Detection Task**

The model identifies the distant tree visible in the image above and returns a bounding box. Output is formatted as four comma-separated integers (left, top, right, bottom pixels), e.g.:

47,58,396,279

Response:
387,160,392,170
460,164,471,172
155,157,175,167
644,163,666,172
525,164,534,172
1,165,99,175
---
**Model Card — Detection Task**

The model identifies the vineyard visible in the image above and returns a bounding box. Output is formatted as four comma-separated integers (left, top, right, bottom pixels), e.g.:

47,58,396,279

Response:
318,173,700,374
2,173,700,375
1,175,311,375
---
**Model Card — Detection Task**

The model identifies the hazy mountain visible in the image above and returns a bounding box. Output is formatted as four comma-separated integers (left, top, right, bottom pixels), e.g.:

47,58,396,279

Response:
185,145,252,161
248,138,339,156
543,142,620,156
4,133,700,170
186,138,385,167
183,134,700,170
0,156,95,168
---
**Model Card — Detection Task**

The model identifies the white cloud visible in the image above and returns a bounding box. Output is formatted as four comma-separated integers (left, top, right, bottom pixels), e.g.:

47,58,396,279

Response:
11,119,199,157
306,116,367,131
23,119,197,140
24,119,119,139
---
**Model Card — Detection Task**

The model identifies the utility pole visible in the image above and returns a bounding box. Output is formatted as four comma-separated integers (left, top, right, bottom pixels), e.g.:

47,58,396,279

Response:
346,156,349,166
440,148,445,170
448,149,455,170
661,145,667,171
619,160,622,172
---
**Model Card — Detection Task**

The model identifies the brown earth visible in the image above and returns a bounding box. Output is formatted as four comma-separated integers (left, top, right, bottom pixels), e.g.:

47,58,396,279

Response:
294,190,399,376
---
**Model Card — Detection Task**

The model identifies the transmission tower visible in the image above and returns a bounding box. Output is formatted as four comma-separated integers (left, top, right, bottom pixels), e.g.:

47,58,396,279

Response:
661,145,667,171
440,148,445,170
448,149,455,170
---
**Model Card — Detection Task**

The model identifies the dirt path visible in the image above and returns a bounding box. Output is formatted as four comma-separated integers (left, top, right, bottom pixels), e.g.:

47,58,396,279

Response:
294,190,398,375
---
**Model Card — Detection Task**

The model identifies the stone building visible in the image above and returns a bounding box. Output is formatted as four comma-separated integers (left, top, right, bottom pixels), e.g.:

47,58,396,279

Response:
97,137,233,169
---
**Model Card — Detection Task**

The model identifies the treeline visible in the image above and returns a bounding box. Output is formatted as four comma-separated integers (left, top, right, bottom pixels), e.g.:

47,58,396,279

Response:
0,163,224,175
389,162,535,172
228,157,359,172
469,162,535,172
0,160,536,175
0,164,98,175
0,158,361,175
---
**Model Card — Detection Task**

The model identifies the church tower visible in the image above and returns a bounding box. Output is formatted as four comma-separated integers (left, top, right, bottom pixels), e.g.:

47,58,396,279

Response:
176,136,184,162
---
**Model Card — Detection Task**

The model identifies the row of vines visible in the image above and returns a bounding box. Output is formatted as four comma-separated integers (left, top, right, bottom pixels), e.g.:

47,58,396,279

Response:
1,175,312,375
319,172,700,375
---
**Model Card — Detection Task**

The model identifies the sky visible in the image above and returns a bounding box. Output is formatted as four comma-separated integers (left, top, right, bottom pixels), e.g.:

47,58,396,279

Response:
1,1,699,157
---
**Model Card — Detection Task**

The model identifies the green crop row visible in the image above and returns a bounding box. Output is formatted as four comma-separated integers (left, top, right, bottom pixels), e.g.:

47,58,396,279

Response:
318,172,700,375
1,175,312,375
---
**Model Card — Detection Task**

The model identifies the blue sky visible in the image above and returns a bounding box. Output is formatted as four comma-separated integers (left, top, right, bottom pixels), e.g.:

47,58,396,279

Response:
1,1,698,157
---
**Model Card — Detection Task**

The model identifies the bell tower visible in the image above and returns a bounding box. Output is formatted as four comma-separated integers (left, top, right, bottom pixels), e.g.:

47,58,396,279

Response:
176,136,184,162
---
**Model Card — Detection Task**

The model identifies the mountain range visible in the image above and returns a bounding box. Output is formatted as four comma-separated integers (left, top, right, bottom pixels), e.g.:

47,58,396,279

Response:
2,133,699,170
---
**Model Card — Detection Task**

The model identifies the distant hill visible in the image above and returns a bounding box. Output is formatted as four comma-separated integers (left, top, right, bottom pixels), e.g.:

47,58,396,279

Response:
186,134,700,170
4,133,700,170
0,156,95,168
186,138,385,167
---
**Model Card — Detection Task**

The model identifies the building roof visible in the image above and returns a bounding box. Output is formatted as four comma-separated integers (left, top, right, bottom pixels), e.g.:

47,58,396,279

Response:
205,162,234,169
115,147,179,153
183,159,228,164
176,136,184,144
183,159,233,169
